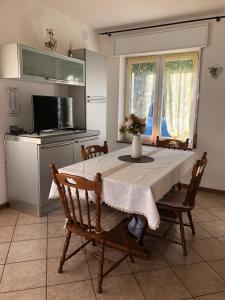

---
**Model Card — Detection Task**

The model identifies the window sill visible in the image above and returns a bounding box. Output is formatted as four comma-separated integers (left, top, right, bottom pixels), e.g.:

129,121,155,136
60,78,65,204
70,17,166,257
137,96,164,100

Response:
117,139,194,150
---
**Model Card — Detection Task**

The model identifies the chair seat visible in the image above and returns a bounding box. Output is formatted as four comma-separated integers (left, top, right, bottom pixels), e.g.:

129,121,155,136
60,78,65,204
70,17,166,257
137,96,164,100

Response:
157,190,191,210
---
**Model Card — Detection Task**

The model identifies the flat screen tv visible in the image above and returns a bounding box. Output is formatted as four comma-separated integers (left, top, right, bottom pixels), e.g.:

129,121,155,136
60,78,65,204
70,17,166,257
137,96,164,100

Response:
32,95,74,133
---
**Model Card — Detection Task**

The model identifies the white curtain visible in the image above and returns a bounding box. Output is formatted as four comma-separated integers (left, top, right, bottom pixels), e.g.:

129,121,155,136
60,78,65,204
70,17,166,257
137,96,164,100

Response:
163,52,199,141
126,56,157,119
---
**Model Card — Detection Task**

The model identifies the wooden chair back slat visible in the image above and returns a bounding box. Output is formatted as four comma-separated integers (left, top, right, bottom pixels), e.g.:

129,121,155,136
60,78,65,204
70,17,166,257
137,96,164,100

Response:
50,164,102,235
156,136,189,150
183,152,208,208
81,141,108,161
85,190,92,231
76,188,84,229
67,186,77,223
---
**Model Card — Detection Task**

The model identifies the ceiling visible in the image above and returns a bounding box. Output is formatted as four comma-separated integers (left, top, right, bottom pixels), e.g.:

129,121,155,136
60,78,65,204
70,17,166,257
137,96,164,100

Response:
39,0,225,30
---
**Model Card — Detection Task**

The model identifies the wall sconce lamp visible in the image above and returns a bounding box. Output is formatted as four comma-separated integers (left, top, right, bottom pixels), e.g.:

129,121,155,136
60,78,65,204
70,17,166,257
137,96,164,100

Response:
208,66,223,79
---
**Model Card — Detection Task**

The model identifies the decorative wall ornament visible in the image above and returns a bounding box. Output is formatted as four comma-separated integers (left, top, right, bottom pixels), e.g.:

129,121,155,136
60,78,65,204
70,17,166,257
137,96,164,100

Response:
208,66,223,79
68,40,75,57
45,29,57,52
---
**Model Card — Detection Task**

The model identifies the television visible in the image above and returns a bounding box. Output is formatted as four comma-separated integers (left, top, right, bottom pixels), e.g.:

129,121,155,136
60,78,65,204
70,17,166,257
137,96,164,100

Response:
32,95,74,133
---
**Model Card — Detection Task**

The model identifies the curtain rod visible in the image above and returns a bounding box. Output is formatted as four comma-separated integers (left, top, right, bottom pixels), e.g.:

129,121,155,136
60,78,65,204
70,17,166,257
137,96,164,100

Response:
99,15,225,36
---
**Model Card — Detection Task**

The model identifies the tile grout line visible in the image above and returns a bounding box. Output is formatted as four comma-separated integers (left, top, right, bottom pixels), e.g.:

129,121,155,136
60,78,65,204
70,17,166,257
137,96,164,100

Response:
0,212,19,287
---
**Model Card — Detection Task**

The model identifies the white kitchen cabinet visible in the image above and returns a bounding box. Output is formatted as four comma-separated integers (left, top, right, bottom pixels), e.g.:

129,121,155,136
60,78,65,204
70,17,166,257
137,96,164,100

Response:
0,43,85,86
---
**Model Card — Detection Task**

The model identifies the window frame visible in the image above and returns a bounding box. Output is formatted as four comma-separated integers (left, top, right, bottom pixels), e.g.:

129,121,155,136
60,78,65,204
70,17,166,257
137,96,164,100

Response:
124,50,201,147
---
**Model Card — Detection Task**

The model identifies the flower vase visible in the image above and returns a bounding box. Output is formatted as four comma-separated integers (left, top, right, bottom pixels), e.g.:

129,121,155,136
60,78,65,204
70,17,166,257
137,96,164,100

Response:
131,135,142,159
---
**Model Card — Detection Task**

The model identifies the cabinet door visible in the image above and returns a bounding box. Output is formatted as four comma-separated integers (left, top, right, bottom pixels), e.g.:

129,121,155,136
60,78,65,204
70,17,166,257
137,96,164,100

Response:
20,46,85,85
54,57,85,85
21,48,55,79
39,142,74,207
74,137,99,163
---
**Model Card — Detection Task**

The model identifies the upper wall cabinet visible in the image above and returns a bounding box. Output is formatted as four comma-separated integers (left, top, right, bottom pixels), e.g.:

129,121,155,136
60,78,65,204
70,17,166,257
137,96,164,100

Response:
0,44,85,86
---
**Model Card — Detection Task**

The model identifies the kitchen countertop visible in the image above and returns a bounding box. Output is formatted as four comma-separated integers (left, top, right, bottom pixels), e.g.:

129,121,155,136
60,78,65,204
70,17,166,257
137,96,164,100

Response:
6,129,100,145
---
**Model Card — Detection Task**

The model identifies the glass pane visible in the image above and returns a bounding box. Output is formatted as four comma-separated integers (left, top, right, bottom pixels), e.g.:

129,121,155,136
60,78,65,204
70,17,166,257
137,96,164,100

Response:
161,54,197,140
130,62,156,136
22,49,55,78
55,58,84,84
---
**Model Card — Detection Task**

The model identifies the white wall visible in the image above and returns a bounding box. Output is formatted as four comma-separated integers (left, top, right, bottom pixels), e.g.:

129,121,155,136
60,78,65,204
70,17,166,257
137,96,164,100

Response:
99,21,225,191
0,0,99,204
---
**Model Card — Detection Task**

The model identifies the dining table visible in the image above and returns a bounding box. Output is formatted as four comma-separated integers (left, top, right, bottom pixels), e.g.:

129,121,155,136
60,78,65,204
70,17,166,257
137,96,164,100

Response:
49,145,197,231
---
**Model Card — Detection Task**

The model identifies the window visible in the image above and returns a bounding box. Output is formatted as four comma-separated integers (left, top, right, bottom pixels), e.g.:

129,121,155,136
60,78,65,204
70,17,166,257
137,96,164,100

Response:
125,51,199,146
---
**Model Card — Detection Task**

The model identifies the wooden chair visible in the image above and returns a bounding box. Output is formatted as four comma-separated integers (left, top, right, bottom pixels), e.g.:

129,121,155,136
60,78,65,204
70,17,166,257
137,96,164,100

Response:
146,152,208,256
81,141,108,160
156,136,189,150
156,136,190,190
50,164,146,293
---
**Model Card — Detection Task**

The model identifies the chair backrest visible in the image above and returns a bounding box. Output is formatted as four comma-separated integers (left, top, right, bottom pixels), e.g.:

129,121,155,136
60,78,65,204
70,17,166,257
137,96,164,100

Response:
156,136,189,150
50,164,103,236
81,141,108,160
183,152,208,208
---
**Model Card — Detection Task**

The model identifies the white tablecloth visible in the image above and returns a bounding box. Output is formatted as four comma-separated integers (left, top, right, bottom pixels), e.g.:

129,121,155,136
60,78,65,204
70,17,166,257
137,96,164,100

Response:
49,146,197,230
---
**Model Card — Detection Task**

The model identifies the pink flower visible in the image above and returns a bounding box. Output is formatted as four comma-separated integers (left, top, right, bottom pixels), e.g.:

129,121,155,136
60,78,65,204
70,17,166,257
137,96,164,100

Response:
125,118,133,127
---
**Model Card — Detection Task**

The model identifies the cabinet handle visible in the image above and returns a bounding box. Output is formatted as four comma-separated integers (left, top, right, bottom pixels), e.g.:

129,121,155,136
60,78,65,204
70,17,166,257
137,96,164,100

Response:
40,141,73,149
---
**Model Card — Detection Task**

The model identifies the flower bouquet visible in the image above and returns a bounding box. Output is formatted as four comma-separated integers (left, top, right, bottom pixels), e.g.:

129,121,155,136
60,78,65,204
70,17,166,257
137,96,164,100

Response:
120,114,146,158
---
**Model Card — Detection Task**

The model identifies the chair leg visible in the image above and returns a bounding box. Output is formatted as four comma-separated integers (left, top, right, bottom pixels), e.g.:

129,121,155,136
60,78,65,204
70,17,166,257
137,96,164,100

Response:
97,242,105,294
58,231,71,273
178,213,187,256
177,182,181,190
187,211,195,235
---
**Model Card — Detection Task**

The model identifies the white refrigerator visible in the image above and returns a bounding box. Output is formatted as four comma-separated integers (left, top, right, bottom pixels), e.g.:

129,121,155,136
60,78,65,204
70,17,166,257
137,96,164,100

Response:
72,49,107,143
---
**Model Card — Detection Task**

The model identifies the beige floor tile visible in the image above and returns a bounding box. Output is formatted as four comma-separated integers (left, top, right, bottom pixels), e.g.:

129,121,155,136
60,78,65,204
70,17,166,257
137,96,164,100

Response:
196,192,225,208
86,249,132,279
208,260,225,280
0,226,14,243
196,292,225,299
0,208,18,217
158,243,203,266
199,220,225,237
94,274,145,300
0,243,10,264
48,206,65,223
17,213,47,225
7,239,47,263
190,238,225,261
207,207,225,220
173,262,225,297
47,254,90,285
173,223,213,241
128,248,168,272
0,214,18,227
13,223,47,241
135,267,190,300
48,222,66,238
191,208,218,222
0,287,46,300
217,236,225,245
47,280,96,300
47,236,83,258
0,259,46,292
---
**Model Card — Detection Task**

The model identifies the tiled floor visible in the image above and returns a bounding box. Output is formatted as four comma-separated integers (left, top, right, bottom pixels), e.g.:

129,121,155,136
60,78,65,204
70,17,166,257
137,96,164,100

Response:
0,191,225,299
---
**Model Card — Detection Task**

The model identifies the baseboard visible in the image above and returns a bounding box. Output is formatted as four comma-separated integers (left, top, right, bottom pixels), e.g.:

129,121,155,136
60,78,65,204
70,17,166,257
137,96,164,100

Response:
181,184,225,195
0,202,9,210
